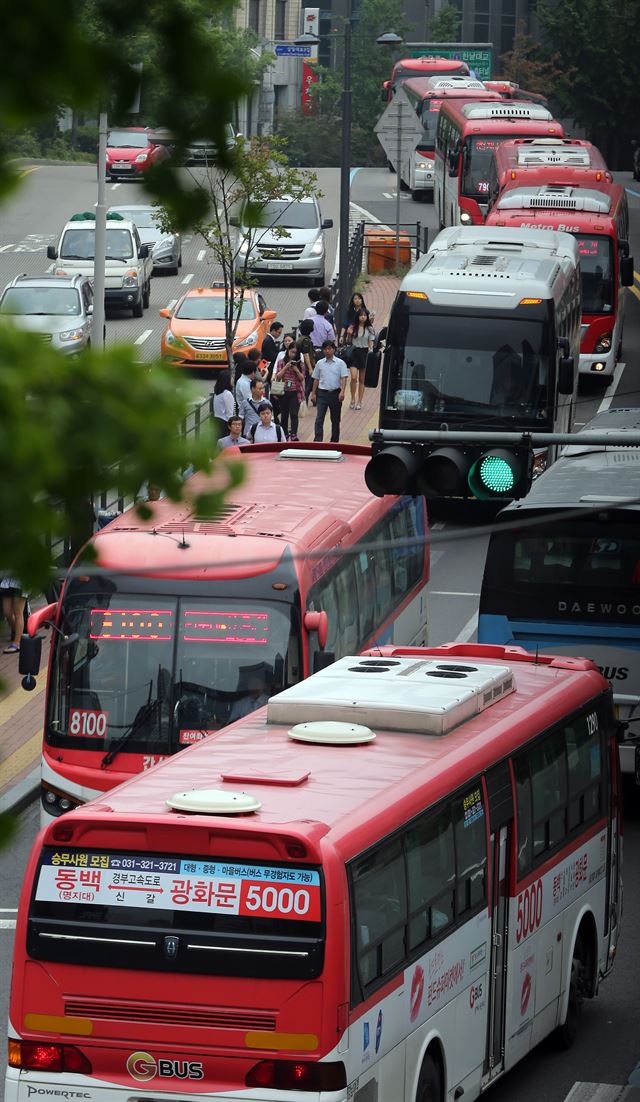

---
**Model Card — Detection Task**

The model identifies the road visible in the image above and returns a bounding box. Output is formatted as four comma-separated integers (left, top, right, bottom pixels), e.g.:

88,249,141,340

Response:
2,162,640,1101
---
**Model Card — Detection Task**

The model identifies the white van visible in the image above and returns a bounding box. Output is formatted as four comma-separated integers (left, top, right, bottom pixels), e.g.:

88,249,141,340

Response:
47,211,153,318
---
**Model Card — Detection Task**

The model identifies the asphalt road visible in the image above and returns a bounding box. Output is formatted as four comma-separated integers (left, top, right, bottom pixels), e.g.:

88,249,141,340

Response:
2,162,640,1101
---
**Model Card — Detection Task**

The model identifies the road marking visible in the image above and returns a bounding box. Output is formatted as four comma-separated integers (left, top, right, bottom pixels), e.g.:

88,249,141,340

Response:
634,270,640,282
0,920,16,930
110,183,120,190
626,187,640,199
629,283,640,303
455,610,478,643
0,909,17,912
197,249,206,262
596,360,625,415
0,243,16,252
383,192,397,199
167,299,177,310
134,329,153,345
431,591,480,597
19,166,40,178
431,521,444,530
181,273,194,284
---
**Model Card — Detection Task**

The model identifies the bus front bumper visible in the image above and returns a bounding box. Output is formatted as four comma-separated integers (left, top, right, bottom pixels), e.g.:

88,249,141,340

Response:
579,345,616,379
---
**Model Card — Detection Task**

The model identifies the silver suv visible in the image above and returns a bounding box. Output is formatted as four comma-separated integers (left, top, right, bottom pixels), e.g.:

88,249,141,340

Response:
236,195,333,284
0,274,93,354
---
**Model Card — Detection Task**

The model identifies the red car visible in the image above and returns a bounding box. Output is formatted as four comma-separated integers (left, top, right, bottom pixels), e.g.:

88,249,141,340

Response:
104,127,168,181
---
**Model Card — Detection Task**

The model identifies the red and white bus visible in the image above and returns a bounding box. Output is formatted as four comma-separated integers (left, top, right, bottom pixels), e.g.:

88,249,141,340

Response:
7,643,621,1102
434,100,565,228
383,55,470,101
486,181,634,381
486,138,611,210
23,443,429,822
399,77,500,201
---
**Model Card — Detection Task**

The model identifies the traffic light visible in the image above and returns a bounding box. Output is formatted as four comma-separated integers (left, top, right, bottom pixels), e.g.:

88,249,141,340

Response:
365,442,534,500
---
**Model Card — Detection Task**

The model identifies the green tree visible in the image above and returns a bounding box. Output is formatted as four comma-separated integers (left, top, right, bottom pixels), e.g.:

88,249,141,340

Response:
428,4,460,42
539,0,640,165
498,25,571,103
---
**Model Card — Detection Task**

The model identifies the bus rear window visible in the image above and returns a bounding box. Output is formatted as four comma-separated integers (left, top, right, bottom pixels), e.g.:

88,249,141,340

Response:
28,847,325,980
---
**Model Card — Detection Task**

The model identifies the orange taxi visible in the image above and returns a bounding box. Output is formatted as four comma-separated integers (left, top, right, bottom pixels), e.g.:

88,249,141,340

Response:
159,285,277,370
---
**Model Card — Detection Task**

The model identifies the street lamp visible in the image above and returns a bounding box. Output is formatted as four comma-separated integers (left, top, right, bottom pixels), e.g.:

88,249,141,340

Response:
376,31,404,273
295,18,352,321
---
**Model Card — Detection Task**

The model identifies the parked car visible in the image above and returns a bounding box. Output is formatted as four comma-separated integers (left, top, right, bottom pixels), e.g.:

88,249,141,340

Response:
235,194,333,284
47,211,153,318
104,127,169,181
185,122,238,165
0,273,93,354
160,285,276,371
108,204,181,275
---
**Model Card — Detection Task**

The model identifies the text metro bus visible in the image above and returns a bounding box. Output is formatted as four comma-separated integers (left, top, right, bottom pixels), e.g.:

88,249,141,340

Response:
7,643,621,1102
25,443,429,821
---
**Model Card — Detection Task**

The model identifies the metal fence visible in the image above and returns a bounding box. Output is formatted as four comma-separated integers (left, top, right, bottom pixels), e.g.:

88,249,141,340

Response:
329,219,429,322
329,220,365,326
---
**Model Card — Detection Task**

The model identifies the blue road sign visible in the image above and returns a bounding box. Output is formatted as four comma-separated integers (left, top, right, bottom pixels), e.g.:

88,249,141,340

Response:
275,44,312,56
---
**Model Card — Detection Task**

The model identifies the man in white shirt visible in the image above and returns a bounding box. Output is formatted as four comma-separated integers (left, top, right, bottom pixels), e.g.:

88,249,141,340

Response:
235,361,255,407
218,416,250,449
249,403,285,443
303,288,320,320
311,339,349,442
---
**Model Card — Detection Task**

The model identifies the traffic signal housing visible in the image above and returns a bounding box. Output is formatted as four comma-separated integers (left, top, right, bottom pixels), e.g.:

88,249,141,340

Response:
365,441,534,500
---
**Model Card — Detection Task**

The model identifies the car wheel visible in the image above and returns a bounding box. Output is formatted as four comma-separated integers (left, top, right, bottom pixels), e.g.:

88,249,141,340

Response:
178,251,183,269
142,281,150,309
132,295,144,318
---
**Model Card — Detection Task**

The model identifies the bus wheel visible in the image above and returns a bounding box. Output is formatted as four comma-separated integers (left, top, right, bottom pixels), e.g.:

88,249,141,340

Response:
416,1055,441,1102
556,935,586,1050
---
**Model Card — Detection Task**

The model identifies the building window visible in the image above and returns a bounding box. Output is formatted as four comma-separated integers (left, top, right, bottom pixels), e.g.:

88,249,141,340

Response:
500,0,517,56
274,0,287,40
248,0,262,34
474,0,490,40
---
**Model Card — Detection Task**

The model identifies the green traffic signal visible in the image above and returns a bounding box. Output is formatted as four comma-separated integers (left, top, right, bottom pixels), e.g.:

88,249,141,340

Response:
365,442,534,500
468,448,528,500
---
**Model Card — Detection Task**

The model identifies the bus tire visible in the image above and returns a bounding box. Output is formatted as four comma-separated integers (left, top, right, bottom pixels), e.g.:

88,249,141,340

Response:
556,934,586,1050
416,1054,441,1102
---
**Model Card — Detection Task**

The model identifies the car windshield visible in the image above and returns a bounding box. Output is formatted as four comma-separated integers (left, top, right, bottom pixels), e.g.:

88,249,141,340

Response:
0,287,81,316
110,208,159,230
47,590,298,756
175,296,256,321
575,236,614,314
260,200,319,230
462,134,532,199
60,228,134,261
108,131,148,149
385,307,550,423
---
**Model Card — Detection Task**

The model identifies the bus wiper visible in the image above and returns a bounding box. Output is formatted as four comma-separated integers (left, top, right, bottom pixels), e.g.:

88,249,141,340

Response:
101,698,158,767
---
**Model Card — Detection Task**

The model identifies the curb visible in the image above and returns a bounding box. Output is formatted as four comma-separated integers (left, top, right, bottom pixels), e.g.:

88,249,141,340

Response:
0,769,39,817
12,158,95,168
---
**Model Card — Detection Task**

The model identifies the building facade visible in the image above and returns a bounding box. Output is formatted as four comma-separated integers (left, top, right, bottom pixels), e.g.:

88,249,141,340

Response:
235,0,303,135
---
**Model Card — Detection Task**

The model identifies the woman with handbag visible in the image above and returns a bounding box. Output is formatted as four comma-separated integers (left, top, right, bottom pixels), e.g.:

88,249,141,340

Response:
274,345,305,440
347,307,375,410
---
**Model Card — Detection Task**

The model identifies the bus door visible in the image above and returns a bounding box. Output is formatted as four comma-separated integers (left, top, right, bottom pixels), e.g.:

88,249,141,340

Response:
484,762,515,1080
604,725,622,967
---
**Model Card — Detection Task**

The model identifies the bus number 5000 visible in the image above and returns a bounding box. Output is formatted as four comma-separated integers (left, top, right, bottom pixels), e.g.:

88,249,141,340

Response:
245,885,311,916
516,880,543,943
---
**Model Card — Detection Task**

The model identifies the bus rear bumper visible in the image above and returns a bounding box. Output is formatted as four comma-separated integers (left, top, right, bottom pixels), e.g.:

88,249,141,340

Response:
3,1071,330,1102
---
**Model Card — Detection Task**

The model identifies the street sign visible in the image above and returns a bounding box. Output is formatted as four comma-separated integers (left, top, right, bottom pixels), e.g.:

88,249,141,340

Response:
374,85,424,167
275,43,312,56
408,42,493,80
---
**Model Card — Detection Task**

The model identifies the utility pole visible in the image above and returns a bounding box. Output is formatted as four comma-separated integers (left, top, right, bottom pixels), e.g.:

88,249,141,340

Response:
93,110,108,350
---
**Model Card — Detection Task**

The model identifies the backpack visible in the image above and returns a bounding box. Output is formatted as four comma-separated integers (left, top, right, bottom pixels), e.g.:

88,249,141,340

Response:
250,421,284,442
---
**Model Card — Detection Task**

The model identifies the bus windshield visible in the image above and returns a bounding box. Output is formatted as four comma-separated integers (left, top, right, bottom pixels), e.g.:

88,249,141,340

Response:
385,310,550,423
48,586,299,755
419,100,442,148
576,236,615,314
462,135,532,199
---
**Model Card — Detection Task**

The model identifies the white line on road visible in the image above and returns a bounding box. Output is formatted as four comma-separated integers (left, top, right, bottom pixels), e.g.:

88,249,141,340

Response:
46,263,55,274
197,249,206,262
0,920,16,929
455,610,478,643
383,192,397,199
134,329,153,345
110,183,120,190
431,591,480,597
596,360,625,415
0,243,16,252
181,273,194,284
167,299,177,310
431,521,445,530
0,908,17,912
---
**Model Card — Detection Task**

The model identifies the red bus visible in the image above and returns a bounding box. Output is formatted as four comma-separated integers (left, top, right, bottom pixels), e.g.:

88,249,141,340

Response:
383,55,470,100
434,100,565,228
398,76,500,200
487,181,634,382
23,443,429,823
7,644,621,1102
486,138,611,210
483,79,549,107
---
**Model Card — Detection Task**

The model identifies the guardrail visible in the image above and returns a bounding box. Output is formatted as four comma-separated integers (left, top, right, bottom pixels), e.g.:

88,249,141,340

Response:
329,220,428,322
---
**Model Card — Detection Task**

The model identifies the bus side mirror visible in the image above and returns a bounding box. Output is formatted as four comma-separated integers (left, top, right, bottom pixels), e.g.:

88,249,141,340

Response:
304,610,328,649
47,245,57,260
27,601,58,636
621,255,634,287
558,356,575,394
19,634,42,686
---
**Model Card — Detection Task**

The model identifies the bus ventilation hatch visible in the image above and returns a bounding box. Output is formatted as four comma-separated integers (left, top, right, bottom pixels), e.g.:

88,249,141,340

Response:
268,656,515,736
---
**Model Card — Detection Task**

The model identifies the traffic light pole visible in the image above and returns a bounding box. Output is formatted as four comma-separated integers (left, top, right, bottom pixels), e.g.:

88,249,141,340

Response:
370,430,640,447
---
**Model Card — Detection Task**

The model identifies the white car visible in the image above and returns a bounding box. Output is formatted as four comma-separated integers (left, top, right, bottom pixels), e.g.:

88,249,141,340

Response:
108,204,182,276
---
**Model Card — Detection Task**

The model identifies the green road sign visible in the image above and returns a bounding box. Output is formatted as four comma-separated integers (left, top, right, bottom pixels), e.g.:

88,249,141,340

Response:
409,42,493,80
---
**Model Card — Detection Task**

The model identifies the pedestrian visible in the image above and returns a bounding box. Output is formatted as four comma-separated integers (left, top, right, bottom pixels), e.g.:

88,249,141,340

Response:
303,288,321,320
347,307,375,410
272,332,296,375
339,291,368,342
248,402,285,443
232,351,249,385
246,347,269,383
318,285,335,325
311,339,349,443
1,576,28,653
310,299,336,353
296,319,316,404
274,345,305,440
211,369,235,434
239,378,272,435
235,360,256,407
218,415,250,449
261,320,284,380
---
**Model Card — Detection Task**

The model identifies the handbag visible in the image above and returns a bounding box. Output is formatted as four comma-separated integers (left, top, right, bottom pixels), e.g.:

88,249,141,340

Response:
270,377,286,396
338,344,354,366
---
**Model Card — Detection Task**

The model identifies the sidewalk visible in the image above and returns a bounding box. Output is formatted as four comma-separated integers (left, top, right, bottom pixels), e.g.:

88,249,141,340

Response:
0,272,401,815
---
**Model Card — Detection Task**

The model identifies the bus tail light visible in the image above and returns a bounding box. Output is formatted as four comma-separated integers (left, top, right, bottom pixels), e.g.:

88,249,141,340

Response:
8,1040,92,1074
246,1059,346,1091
